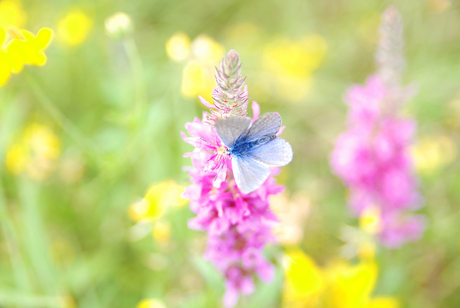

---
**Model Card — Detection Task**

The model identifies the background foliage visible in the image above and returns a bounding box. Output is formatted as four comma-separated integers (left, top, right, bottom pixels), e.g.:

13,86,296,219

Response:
1,0,460,307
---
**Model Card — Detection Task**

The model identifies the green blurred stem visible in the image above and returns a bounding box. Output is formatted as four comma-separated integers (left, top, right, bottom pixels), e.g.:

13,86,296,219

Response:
24,72,103,165
123,37,147,120
17,177,57,296
0,177,31,292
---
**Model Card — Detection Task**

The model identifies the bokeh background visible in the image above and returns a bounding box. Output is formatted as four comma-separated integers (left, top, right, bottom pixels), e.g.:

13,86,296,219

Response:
1,0,460,307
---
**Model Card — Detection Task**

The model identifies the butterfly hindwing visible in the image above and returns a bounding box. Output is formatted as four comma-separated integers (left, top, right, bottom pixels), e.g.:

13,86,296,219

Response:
232,155,271,194
242,113,282,143
216,117,251,148
250,137,293,166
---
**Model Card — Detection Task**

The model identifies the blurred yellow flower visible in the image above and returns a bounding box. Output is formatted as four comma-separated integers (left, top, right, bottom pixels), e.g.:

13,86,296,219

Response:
5,123,60,180
137,298,167,308
262,35,326,102
180,35,224,102
57,9,92,46
0,27,12,86
411,135,456,175
105,12,133,39
357,241,377,261
152,221,171,245
5,143,27,174
191,35,225,64
129,180,187,222
359,206,382,235
0,0,26,28
283,248,323,307
166,32,191,62
264,35,326,78
283,249,399,308
181,60,210,98
6,27,53,73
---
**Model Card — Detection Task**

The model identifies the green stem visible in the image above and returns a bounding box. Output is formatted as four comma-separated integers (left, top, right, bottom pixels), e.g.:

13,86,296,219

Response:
17,177,57,296
0,177,31,293
24,72,103,166
123,36,147,120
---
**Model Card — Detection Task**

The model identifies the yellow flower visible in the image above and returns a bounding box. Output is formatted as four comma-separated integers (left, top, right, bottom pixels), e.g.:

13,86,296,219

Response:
137,299,167,308
191,35,225,64
283,248,323,307
152,221,171,245
6,27,53,73
128,180,187,222
324,260,377,308
411,135,456,175
283,249,399,308
5,123,60,180
359,206,382,235
0,0,26,28
0,27,12,86
57,9,92,46
262,35,326,102
25,123,60,160
181,60,211,99
263,35,326,78
166,32,191,62
180,35,224,102
5,143,28,174
368,298,400,308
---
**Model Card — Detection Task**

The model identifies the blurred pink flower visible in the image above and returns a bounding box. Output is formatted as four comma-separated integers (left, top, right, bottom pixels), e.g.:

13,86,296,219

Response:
331,76,425,248
182,50,284,306
331,6,425,249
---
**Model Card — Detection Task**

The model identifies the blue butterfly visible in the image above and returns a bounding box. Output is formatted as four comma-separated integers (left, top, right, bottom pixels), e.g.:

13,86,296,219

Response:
216,112,293,194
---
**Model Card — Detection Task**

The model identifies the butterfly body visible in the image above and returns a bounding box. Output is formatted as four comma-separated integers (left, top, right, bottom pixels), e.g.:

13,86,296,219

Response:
216,113,293,194
229,134,277,157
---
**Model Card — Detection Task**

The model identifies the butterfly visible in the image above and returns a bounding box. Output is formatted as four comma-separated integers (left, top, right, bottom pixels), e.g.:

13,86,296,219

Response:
216,112,293,194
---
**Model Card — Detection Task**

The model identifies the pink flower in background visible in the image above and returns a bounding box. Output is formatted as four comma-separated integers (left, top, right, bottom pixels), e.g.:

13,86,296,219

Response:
182,50,285,306
330,6,425,248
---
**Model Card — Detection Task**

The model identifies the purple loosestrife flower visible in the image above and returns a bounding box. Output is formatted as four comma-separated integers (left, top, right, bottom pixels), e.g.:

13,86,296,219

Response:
182,50,285,306
330,6,425,248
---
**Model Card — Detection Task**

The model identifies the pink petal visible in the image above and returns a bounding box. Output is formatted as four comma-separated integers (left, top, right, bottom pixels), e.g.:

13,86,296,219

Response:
199,96,216,109
251,101,260,121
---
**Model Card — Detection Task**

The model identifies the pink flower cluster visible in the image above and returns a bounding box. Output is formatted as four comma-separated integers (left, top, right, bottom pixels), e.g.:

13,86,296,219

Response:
331,6,425,249
331,75,425,248
181,51,284,306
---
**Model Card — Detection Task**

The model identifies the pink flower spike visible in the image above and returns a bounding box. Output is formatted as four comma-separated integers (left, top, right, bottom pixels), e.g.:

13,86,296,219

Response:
330,6,425,249
181,50,286,307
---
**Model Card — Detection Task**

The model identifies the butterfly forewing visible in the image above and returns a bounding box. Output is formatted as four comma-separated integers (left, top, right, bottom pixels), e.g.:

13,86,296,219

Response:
232,155,271,194
250,137,293,166
243,113,282,143
216,117,251,148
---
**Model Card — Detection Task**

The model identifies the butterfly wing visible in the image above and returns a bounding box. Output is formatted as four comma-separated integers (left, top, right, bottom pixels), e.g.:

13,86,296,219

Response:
216,117,251,148
242,113,282,143
250,137,293,167
232,155,271,194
